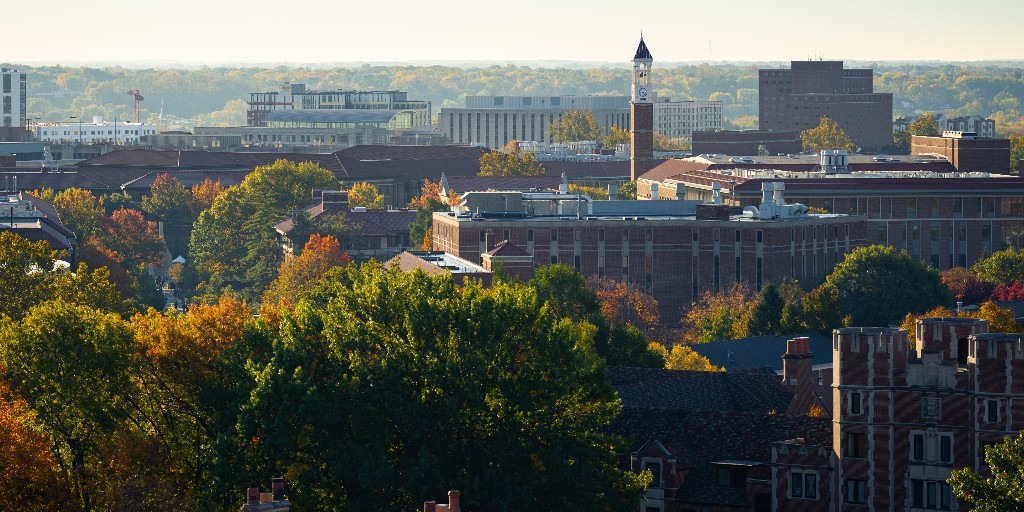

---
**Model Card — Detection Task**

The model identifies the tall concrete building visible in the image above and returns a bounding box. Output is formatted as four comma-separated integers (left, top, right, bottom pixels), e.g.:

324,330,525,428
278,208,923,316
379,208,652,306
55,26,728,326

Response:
759,61,893,151
631,37,655,180
1,68,26,128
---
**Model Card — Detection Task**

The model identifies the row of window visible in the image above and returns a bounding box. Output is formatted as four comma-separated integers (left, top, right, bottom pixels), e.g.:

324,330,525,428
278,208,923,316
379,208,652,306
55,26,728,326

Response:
792,474,952,509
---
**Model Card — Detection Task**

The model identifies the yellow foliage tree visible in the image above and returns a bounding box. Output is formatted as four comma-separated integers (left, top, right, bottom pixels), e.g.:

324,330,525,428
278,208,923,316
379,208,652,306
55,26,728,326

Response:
681,282,759,344
478,141,545,177
348,182,385,209
649,343,723,372
800,116,857,152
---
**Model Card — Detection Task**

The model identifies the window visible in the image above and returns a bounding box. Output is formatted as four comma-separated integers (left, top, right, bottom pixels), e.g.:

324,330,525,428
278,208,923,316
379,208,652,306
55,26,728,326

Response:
527,229,533,243
790,470,818,499
912,479,951,509
987,399,999,423
913,433,924,461
550,228,558,242
716,466,746,488
940,435,951,463
644,461,662,488
845,432,866,458
845,479,866,504
850,391,862,415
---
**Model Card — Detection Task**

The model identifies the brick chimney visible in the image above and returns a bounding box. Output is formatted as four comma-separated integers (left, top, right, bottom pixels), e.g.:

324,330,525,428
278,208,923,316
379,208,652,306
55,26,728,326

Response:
272,477,284,501
447,490,461,512
423,501,437,512
246,488,260,506
782,336,813,387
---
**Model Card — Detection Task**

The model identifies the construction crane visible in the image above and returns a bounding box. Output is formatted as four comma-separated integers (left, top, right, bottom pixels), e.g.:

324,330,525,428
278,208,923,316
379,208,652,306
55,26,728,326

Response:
126,90,144,123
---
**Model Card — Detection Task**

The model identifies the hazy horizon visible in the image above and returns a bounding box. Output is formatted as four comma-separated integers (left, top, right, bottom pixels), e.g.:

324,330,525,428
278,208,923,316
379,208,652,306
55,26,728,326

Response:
9,0,1023,65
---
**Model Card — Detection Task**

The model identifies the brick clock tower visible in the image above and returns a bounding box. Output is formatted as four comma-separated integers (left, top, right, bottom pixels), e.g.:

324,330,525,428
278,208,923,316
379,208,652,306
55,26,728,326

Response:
630,37,655,181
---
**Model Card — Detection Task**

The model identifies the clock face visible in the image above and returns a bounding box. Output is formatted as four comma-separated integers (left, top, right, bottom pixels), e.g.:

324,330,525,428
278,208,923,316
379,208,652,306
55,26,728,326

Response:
637,87,648,99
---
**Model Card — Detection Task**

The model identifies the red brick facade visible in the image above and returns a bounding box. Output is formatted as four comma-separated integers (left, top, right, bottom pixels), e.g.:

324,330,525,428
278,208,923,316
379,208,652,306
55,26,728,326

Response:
432,212,869,322
632,102,655,180
912,135,1012,174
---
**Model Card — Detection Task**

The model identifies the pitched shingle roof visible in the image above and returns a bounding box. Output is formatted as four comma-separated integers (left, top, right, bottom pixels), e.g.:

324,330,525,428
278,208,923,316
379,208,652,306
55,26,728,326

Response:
610,366,794,414
483,240,531,257
689,333,831,372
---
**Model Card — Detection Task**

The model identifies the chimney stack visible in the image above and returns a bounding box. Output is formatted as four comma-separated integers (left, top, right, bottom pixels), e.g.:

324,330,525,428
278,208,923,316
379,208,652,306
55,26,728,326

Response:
448,490,461,512
246,488,260,506
782,336,813,387
423,501,437,512
272,477,284,501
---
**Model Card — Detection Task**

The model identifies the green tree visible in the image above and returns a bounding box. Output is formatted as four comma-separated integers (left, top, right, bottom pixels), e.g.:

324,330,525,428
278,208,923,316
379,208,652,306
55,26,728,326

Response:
602,125,630,147
550,109,602,143
681,282,758,344
99,193,134,216
910,112,940,136
569,183,609,200
189,160,338,299
973,248,1024,286
239,263,649,510
892,130,912,154
824,245,950,326
800,285,850,335
347,182,385,209
478,141,545,177
617,180,637,200
142,174,193,257
0,300,141,512
800,116,857,152
1010,135,1023,174
949,433,1024,511
52,188,105,242
606,324,665,368
747,283,785,336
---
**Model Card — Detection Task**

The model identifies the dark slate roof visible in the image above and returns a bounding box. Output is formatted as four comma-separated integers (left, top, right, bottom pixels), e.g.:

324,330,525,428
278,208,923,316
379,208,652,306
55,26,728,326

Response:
609,408,831,508
634,37,652,60
273,203,347,235
610,366,794,414
346,210,417,236
77,149,348,177
18,192,74,238
121,170,248,191
542,160,652,179
264,109,407,124
689,333,832,372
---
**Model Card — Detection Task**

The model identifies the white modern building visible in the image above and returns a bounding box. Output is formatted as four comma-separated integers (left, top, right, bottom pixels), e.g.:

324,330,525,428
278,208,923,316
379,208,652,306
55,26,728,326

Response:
247,83,431,128
35,116,158,145
2,68,27,128
438,95,722,150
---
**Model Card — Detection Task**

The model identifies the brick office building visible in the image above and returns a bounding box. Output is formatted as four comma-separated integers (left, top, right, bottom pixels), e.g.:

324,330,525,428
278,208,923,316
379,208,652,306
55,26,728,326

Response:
912,132,1012,174
431,185,868,321
637,154,1024,271
616,318,1023,511
771,317,1023,511
759,61,893,151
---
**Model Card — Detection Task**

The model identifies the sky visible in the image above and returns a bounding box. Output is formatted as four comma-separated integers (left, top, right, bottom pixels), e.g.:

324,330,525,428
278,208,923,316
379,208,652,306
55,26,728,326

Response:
7,0,1023,66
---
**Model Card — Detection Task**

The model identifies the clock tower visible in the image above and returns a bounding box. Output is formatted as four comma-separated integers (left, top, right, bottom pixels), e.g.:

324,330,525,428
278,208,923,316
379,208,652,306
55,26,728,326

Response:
630,36,655,181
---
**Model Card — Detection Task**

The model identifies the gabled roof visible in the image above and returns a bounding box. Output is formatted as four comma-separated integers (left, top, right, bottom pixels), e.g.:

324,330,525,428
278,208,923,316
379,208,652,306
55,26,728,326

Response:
17,192,74,238
346,209,417,236
610,366,794,414
634,37,653,60
689,333,831,372
484,240,531,258
609,408,831,508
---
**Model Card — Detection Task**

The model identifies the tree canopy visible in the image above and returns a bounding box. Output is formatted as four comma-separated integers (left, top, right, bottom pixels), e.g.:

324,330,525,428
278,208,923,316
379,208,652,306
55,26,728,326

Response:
824,245,950,326
949,433,1024,511
973,248,1024,287
800,116,857,152
550,109,602,143
188,159,338,299
478,141,545,177
347,182,384,209
910,112,940,136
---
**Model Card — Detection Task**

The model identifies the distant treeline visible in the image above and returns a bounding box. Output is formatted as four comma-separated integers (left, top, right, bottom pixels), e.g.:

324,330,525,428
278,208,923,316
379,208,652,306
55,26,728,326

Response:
8,63,1024,134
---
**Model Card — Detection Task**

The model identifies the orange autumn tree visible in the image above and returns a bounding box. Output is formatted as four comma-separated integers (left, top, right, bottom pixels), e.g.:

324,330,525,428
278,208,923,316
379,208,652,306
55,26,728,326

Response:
587,276,660,329
263,234,351,306
0,383,72,511
97,208,164,268
189,178,225,219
